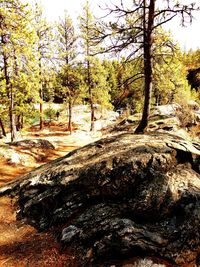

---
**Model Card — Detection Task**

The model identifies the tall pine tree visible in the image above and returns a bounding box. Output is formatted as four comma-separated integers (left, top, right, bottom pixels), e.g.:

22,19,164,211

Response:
33,3,53,130
55,12,78,133
79,1,98,131
0,0,37,141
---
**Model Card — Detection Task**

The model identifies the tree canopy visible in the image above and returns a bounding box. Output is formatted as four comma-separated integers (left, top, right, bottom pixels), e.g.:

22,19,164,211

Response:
0,0,199,139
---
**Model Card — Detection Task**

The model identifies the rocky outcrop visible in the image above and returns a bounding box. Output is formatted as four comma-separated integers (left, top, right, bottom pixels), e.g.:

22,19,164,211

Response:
1,132,200,265
10,139,55,149
0,139,55,167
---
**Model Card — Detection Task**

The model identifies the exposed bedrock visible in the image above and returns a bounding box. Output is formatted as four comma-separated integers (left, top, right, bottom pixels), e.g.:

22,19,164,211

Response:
2,132,200,265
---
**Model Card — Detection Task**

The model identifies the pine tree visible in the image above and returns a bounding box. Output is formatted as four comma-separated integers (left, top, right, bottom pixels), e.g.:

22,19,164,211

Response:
55,12,78,133
0,0,37,141
89,58,112,110
79,1,98,131
55,64,84,133
55,11,77,67
33,3,53,130
95,0,198,133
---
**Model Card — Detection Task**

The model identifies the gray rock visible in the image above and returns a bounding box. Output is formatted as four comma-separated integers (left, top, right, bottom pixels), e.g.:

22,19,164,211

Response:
132,259,166,267
1,132,200,265
9,139,55,149
152,104,180,116
61,225,81,243
9,152,22,164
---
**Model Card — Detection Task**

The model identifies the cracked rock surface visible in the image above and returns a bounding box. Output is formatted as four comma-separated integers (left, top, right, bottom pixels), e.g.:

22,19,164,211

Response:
1,132,200,265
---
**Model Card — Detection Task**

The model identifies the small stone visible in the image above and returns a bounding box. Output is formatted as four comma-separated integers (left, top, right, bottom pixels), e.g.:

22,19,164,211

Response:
9,152,21,164
61,225,80,244
86,248,93,259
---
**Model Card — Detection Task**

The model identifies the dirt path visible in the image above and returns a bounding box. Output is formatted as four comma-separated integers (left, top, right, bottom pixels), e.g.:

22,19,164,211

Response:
0,176,77,266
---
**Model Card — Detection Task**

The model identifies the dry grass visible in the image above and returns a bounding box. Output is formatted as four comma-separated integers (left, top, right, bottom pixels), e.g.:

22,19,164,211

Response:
190,124,200,138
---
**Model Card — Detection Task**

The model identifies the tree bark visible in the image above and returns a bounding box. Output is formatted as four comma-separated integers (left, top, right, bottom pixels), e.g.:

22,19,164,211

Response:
16,115,20,131
87,60,94,132
39,88,43,130
39,57,43,130
90,98,95,132
2,46,17,142
0,118,6,137
21,114,24,129
135,0,155,134
9,85,17,142
68,99,72,134
16,114,23,131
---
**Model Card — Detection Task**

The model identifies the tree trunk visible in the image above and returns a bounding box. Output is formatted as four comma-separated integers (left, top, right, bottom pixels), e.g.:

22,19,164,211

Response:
68,100,72,134
16,114,24,131
0,118,6,137
9,85,17,142
135,0,155,134
2,47,17,142
87,60,94,132
16,115,20,131
155,93,160,106
90,97,95,132
39,88,43,130
21,114,24,129
39,56,44,131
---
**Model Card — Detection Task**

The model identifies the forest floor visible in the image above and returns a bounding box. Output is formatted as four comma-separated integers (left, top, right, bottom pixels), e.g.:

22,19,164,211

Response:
0,117,198,266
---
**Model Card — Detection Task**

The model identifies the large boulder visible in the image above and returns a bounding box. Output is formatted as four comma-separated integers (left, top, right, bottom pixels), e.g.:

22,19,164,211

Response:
1,132,200,265
152,104,180,117
10,139,55,149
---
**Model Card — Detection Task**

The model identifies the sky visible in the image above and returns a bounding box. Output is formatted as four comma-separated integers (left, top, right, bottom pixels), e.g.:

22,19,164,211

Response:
29,0,200,51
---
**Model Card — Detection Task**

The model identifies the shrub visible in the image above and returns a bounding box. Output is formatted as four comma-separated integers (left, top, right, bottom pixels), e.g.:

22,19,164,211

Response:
44,107,57,122
175,102,196,128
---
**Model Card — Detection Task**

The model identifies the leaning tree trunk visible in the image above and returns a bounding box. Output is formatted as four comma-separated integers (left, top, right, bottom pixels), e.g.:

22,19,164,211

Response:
135,0,155,134
0,118,6,137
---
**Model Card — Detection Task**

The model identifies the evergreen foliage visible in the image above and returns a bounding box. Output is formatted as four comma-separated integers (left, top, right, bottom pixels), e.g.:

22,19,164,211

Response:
0,0,199,139
0,0,38,140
